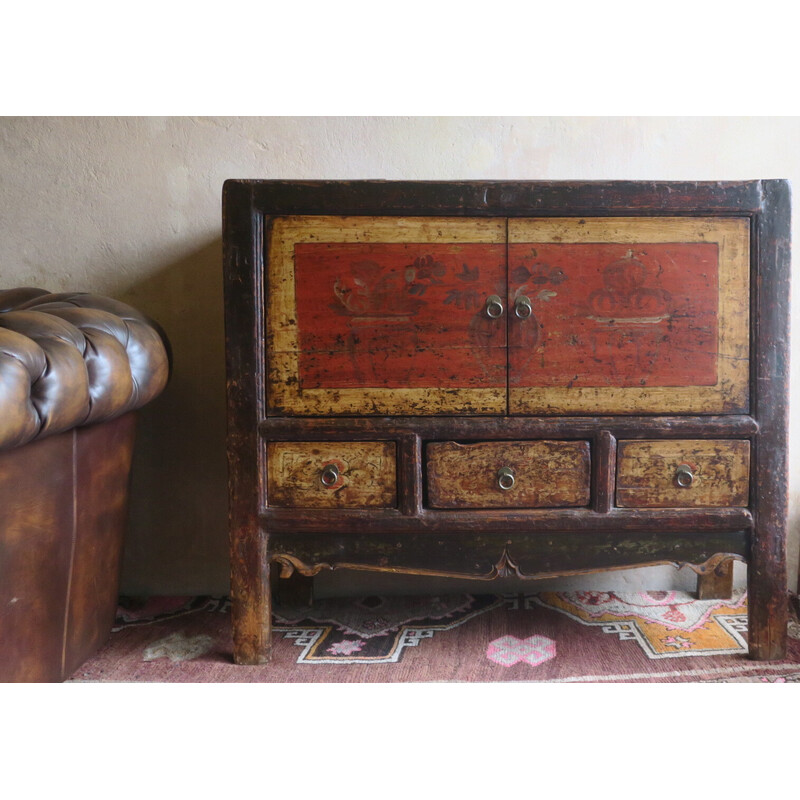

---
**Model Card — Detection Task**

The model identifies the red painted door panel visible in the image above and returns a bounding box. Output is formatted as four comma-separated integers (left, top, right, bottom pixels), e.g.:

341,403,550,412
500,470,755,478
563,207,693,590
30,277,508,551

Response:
508,242,720,389
294,242,507,391
268,216,748,416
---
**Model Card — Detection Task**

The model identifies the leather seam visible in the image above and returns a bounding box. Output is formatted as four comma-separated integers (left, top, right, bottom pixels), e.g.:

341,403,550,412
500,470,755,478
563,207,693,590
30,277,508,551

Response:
60,428,78,680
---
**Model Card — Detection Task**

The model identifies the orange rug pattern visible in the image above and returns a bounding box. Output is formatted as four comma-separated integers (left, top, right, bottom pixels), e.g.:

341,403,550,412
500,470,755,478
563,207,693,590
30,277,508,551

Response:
531,590,748,658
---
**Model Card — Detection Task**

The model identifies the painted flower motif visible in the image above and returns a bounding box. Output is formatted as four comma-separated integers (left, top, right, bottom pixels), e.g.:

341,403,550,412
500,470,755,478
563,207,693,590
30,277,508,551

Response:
327,639,365,656
663,635,692,649
512,262,567,286
405,254,447,296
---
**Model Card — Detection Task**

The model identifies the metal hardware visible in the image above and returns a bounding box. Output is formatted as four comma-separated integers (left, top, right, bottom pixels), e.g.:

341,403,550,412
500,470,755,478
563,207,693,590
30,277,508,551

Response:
497,466,516,491
514,295,533,319
485,295,504,319
320,463,340,487
675,464,694,488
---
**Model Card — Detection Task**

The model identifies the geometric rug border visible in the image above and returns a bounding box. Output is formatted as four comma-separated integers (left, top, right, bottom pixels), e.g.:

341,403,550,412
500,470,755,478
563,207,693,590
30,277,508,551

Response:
274,595,507,665
526,593,749,660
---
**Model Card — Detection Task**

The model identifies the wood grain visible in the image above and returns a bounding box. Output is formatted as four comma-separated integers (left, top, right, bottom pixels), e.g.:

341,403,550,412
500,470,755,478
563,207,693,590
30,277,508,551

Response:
223,180,272,664
262,506,754,536
748,179,791,660
261,414,759,440
267,441,396,508
426,440,590,509
268,529,749,582
244,180,767,217
593,430,617,513
696,558,734,600
616,439,750,508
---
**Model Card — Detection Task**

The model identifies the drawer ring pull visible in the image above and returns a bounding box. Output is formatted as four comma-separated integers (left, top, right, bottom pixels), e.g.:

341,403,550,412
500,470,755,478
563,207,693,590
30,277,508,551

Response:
320,463,340,488
514,295,533,319
675,464,695,488
497,466,516,491
485,295,505,319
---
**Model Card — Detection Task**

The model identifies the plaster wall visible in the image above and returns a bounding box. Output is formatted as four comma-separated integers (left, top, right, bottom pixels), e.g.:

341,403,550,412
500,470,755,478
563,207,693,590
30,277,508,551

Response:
1,116,797,596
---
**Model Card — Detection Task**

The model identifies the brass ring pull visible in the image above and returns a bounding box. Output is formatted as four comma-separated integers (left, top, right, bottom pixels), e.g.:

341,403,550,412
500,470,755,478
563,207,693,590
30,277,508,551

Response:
497,466,516,491
675,464,694,488
320,463,340,487
485,295,504,319
514,295,533,319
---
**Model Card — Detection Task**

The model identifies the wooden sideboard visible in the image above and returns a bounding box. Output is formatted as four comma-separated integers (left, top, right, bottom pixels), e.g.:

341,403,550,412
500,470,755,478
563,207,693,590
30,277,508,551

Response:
222,180,791,664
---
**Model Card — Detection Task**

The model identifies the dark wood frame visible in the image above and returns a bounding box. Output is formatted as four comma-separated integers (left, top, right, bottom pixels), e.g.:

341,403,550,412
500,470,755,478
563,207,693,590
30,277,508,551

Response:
223,180,791,664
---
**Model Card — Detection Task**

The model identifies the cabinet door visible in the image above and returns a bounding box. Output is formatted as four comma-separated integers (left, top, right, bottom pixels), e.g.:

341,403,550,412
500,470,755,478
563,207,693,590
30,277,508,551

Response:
507,217,750,415
267,216,507,415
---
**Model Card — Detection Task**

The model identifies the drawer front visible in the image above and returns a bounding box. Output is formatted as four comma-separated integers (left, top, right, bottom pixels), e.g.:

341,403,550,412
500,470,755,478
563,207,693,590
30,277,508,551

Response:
616,439,750,508
426,440,591,509
267,441,396,508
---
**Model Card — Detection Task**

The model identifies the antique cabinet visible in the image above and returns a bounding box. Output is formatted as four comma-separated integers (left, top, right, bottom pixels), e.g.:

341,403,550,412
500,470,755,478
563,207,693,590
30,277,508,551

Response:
223,180,791,664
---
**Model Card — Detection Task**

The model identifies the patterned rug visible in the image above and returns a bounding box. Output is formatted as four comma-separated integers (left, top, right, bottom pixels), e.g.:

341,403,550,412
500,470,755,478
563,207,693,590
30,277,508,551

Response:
70,590,800,683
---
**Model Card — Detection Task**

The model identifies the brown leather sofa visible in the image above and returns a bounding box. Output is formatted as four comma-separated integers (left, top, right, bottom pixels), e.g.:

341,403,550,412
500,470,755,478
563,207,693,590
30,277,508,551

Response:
0,288,170,681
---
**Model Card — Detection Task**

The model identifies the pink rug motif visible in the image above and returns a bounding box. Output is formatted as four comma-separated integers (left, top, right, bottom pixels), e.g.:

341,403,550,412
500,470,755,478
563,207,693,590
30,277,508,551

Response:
486,635,556,667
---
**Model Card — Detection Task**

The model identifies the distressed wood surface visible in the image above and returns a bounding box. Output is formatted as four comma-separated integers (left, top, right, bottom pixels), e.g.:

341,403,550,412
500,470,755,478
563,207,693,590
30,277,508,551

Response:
696,558,735,600
261,414,759,440
223,181,272,664
267,216,507,416
593,431,617,513
510,241,719,386
293,241,506,389
748,179,791,660
224,179,789,665
267,441,396,508
427,440,590,509
397,433,423,516
508,217,750,414
268,530,750,581
616,439,750,508
262,506,754,535
242,180,767,217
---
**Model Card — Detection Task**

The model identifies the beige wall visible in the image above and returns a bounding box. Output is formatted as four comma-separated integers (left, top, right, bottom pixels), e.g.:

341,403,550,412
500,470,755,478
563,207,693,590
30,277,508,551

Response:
1,116,797,596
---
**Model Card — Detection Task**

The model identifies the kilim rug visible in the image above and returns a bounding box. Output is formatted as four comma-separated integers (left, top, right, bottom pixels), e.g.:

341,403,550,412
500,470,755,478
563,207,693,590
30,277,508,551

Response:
69,590,800,683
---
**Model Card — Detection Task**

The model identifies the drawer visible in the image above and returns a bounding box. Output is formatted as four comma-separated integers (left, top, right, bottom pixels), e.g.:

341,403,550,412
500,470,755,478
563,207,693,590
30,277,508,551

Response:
267,441,396,508
426,440,591,509
616,439,750,508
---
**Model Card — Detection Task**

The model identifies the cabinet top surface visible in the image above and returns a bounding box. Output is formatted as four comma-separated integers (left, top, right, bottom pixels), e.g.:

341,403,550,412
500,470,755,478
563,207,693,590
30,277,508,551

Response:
222,179,789,217
224,178,785,188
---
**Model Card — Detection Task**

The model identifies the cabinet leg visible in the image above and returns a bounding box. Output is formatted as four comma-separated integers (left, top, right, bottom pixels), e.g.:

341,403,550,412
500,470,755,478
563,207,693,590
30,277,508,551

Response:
696,559,734,600
231,528,272,665
747,527,788,661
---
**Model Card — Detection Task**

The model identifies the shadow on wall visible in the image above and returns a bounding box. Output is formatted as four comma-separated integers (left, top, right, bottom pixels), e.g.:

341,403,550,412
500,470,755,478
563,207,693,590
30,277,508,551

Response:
116,239,230,595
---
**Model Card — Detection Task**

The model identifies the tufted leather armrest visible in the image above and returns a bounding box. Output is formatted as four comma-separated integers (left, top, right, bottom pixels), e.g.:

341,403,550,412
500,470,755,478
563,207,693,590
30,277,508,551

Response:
0,288,170,452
